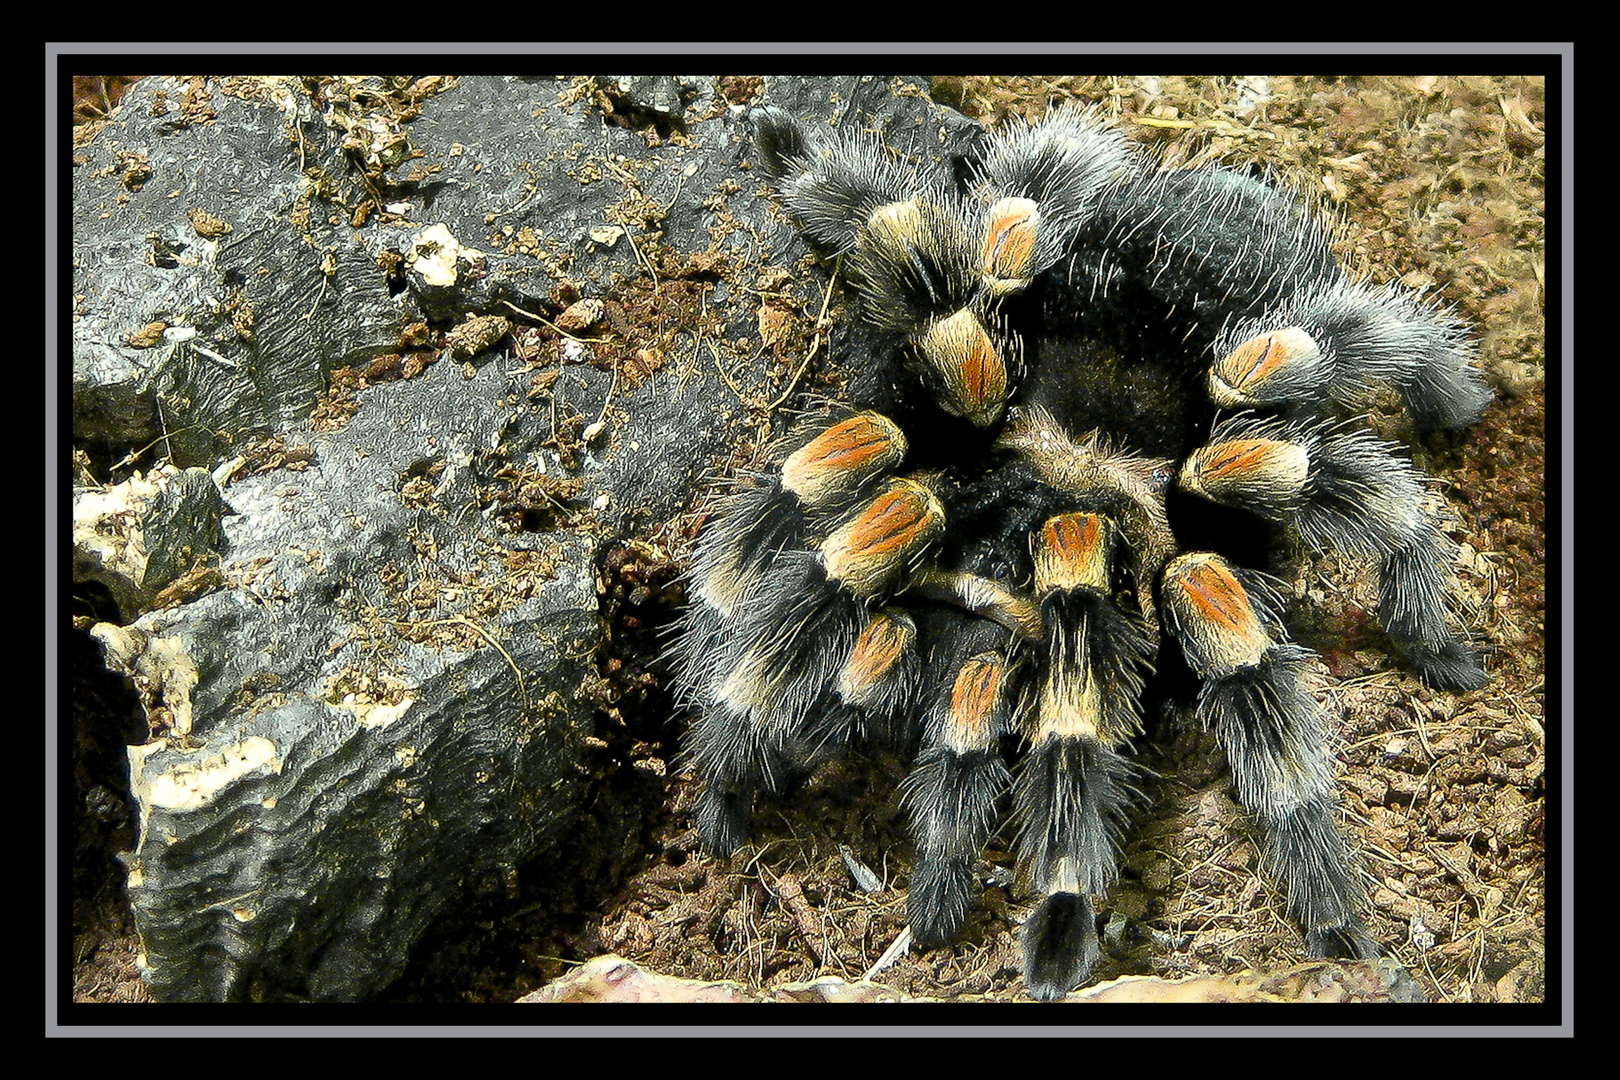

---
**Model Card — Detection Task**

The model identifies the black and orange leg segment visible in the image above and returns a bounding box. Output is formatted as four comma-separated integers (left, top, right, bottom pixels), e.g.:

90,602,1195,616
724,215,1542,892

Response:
900,615,1017,950
1207,278,1491,432
678,411,939,857
1014,512,1155,999
1161,552,1377,960
967,101,1137,297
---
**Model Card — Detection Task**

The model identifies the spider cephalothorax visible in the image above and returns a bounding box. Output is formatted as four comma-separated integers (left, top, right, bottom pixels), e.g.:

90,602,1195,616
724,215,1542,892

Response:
670,101,1489,999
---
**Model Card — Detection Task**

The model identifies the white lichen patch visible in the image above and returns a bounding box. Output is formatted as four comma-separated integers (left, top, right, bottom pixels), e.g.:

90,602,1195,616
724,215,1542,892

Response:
91,623,200,741
347,695,415,729
73,465,175,592
326,666,416,729
142,736,282,812
407,223,484,287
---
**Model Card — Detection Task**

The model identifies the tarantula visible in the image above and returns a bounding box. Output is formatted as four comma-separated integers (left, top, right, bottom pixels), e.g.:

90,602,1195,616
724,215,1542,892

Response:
671,100,1490,1000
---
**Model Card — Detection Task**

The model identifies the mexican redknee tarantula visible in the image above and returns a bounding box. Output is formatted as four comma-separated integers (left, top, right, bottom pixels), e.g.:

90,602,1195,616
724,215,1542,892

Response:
671,100,1490,1000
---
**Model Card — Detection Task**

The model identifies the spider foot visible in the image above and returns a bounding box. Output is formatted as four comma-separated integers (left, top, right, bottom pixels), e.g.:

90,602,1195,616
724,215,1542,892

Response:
693,782,754,859
907,854,979,949
1395,637,1487,693
1011,734,1135,1000
1381,541,1488,692
1305,923,1382,963
1021,891,1101,1001
1260,797,1371,955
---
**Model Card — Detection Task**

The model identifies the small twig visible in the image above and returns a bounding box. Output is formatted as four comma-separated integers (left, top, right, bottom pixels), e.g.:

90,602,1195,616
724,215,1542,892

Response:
708,340,748,403
197,889,264,914
390,615,528,708
680,304,707,400
154,392,176,466
499,299,609,344
194,344,239,370
624,227,659,289
110,425,203,474
767,265,840,412
661,167,688,216
582,361,618,443
489,169,540,221
762,867,824,965
861,926,912,982
304,272,329,322
594,361,618,426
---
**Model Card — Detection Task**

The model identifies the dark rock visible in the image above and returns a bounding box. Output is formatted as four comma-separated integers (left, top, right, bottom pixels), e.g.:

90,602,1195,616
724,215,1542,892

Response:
71,74,975,1001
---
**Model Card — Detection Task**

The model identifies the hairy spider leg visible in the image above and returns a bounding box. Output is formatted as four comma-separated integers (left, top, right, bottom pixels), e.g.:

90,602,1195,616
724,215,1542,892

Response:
900,616,1017,949
1209,277,1492,432
1014,512,1155,999
688,467,945,856
1161,553,1377,959
752,106,938,257
967,100,1139,296
1180,415,1486,691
